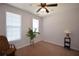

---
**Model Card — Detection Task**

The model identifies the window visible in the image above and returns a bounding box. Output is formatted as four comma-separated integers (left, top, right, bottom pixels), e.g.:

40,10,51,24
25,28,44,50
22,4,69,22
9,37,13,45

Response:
6,12,21,41
33,18,39,32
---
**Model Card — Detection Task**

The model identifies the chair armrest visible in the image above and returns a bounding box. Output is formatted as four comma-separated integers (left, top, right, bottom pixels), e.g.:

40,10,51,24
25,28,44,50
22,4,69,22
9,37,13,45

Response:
9,44,16,48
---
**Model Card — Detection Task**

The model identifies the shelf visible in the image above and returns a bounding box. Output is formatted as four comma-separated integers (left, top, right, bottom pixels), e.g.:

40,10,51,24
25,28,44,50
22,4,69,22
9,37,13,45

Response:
64,41,70,43
64,36,71,49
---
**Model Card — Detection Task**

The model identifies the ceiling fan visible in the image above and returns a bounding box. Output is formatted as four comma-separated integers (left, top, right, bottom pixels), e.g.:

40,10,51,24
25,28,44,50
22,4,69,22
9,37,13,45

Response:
36,3,58,13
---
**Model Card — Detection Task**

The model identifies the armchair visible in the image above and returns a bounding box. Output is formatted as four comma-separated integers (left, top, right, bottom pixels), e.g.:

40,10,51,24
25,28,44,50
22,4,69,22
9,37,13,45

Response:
0,35,16,56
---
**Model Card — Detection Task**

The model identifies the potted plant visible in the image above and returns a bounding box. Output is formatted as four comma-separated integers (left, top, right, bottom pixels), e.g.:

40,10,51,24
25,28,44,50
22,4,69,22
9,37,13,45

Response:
26,28,40,46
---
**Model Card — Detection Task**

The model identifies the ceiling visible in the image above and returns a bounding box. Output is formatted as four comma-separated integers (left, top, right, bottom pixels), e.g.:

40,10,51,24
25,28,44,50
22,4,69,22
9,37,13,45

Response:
8,3,79,17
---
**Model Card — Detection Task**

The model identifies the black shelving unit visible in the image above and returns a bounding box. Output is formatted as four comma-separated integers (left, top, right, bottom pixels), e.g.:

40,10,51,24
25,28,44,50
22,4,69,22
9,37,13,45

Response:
64,34,71,49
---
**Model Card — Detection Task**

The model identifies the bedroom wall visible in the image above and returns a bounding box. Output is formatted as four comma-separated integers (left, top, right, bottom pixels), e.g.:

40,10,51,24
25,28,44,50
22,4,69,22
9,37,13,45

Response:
43,3,79,50
0,4,43,49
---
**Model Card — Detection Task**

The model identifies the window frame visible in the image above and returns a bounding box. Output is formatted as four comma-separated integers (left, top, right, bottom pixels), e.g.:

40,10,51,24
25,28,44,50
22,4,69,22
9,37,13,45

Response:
32,18,39,32
6,11,22,41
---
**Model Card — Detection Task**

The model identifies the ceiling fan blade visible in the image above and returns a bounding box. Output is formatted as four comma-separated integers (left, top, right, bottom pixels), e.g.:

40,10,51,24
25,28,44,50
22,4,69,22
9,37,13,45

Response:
37,8,42,12
46,4,58,7
45,8,49,13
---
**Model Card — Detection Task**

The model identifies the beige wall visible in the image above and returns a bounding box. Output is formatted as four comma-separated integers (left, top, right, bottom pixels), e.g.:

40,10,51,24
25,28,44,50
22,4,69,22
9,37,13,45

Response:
43,3,79,50
0,4,43,49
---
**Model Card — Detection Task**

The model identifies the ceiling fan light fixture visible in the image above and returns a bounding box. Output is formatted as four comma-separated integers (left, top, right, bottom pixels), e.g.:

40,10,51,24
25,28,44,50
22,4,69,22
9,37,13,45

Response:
37,8,49,14
36,3,58,13
40,8,45,12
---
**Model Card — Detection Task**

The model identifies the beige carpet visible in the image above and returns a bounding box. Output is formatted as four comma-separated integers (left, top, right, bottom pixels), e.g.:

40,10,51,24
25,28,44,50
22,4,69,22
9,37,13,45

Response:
15,41,79,56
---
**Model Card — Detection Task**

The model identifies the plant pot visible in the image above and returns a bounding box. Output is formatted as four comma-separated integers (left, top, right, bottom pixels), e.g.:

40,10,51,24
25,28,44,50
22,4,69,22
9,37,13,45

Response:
30,39,34,47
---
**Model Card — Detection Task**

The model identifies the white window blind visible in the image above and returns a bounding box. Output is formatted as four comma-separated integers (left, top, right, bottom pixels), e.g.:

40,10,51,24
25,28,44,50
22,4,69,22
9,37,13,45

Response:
33,19,39,32
6,12,21,41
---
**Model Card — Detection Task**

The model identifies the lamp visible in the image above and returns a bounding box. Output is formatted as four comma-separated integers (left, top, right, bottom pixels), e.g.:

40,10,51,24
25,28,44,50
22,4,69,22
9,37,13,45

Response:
64,30,71,37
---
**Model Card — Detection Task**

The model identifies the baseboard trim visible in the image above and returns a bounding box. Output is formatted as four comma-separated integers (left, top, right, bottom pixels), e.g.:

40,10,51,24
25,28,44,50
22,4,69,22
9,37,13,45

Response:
43,40,63,47
71,47,79,51
16,43,30,49
17,39,79,51
17,40,42,49
43,40,79,51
